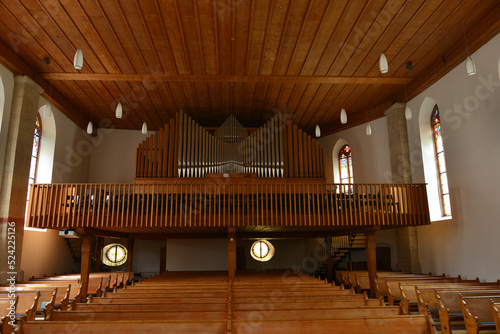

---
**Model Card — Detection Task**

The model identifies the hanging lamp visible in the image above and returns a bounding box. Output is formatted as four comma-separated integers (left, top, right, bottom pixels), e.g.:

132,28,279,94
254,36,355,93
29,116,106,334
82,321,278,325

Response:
74,48,83,70
315,125,321,138
87,121,93,135
379,53,388,74
340,108,347,124
115,103,123,119
44,103,52,119
405,104,413,120
142,122,148,134
366,124,372,136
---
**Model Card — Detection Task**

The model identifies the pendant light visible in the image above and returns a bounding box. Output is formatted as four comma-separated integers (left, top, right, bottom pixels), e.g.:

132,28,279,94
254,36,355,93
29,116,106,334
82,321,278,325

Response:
87,121,93,135
379,53,389,74
315,125,321,138
74,48,83,70
340,108,347,124
366,124,372,136
44,103,52,118
404,86,412,120
115,103,123,119
462,22,475,76
142,122,148,134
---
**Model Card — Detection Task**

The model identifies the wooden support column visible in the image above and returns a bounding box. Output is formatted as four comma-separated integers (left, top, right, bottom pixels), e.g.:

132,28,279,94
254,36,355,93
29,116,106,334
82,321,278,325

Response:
80,234,92,300
93,237,103,272
126,238,135,272
325,235,333,283
365,231,377,298
228,228,236,280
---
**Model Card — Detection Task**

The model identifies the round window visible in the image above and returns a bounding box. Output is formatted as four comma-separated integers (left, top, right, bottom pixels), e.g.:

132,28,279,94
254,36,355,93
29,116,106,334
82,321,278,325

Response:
102,243,127,266
250,240,275,262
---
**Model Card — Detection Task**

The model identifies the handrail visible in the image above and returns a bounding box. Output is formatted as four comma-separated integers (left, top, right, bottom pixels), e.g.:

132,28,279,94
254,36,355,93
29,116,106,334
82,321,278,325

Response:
26,182,430,230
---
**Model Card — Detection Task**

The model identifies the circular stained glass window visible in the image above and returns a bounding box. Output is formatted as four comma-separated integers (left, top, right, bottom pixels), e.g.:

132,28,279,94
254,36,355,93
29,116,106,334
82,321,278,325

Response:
250,240,275,262
102,243,127,267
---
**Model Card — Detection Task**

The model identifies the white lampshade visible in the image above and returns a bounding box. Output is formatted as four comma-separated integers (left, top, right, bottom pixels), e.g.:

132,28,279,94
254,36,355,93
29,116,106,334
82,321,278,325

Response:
315,125,321,138
142,122,148,134
44,103,52,119
74,48,83,70
366,124,372,136
115,103,123,119
465,56,476,76
87,121,93,134
379,53,388,74
340,108,347,124
405,104,413,120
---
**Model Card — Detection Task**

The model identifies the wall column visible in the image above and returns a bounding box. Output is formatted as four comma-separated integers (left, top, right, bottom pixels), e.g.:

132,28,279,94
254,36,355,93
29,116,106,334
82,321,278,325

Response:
325,235,333,283
228,228,236,280
80,234,92,301
94,237,103,272
0,76,43,284
365,231,377,298
384,103,421,273
126,238,134,272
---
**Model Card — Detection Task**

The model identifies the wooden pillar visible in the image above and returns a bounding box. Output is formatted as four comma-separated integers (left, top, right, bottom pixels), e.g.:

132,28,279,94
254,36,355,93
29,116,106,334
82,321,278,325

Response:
80,234,93,300
93,237,103,272
365,231,377,298
228,228,236,280
126,239,135,272
325,235,333,283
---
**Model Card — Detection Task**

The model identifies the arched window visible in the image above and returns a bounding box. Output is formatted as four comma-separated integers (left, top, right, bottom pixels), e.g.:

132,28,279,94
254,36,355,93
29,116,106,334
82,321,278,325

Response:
431,106,451,216
338,145,353,184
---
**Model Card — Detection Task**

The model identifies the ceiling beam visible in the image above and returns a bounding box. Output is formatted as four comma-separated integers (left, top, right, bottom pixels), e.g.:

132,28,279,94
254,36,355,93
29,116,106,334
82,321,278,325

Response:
41,73,414,85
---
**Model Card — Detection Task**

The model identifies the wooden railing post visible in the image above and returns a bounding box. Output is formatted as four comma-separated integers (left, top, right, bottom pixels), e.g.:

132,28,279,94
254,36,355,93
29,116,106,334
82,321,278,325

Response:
228,228,236,280
365,230,377,298
80,234,93,300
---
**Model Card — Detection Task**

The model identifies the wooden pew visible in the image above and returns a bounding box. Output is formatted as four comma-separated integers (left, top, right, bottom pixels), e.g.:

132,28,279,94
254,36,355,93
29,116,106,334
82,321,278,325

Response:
460,295,500,334
232,315,432,333
0,295,17,334
384,278,466,305
0,291,39,322
2,282,80,306
437,290,500,334
490,301,500,334
19,320,227,333
1,288,58,320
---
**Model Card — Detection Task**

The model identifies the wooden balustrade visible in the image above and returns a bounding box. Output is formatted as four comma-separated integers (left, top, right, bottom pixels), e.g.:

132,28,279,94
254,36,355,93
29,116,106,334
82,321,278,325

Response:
26,182,430,232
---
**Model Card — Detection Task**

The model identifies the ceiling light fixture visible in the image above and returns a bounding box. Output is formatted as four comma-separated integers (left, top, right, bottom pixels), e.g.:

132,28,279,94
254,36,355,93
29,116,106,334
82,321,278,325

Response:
404,85,412,121
406,62,414,71
379,53,388,74
115,103,123,119
41,57,50,66
315,125,321,138
462,23,476,76
74,48,83,70
142,122,148,134
44,82,53,119
340,108,347,124
366,124,372,136
87,121,93,135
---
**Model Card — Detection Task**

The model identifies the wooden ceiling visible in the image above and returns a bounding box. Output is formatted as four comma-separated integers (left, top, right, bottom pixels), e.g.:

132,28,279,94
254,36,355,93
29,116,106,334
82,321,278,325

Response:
0,0,499,136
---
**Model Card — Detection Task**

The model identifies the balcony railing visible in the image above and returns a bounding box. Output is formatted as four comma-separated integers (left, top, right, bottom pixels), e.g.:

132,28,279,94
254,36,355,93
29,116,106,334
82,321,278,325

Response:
26,182,430,231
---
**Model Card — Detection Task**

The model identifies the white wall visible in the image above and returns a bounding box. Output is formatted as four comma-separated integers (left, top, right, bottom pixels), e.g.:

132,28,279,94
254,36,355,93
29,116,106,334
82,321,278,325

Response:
166,239,228,271
0,64,14,187
89,129,145,183
405,33,500,281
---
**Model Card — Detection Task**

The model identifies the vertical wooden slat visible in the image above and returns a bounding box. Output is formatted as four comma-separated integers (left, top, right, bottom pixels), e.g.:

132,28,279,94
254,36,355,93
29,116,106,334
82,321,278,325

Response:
297,128,303,178
303,132,309,178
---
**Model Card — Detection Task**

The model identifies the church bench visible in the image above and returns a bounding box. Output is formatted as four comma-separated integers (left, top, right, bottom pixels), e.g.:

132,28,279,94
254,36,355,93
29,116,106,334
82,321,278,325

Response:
72,302,228,312
350,272,436,291
97,292,229,300
416,286,500,317
0,291,39,322
19,320,227,334
232,298,383,310
400,282,499,315
2,282,81,305
232,305,402,320
491,301,500,334
0,296,17,334
460,295,500,334
1,288,61,319
385,278,465,305
89,296,229,304
48,310,228,321
231,315,432,334
437,290,500,334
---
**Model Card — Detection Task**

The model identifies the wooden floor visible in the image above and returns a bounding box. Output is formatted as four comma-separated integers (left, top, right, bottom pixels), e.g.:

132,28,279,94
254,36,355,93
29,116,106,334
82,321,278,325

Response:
17,270,434,334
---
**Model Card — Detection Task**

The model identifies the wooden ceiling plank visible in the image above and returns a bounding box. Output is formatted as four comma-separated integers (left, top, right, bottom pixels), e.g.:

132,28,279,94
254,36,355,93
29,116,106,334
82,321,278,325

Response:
313,83,346,126
312,1,366,76
154,81,180,119
168,82,189,111
259,0,289,75
214,0,232,75
251,82,270,115
330,0,406,77
114,81,155,129
284,83,308,119
260,82,282,120
272,0,310,76
294,82,327,129
392,0,498,78
130,81,167,128
137,0,178,75
196,1,219,75
350,0,427,77
232,82,246,120
275,82,295,112
292,83,320,122
0,1,67,73
97,81,140,129
299,0,348,76
246,0,272,75
322,83,358,125
300,83,337,131
176,0,205,74
232,0,252,76
158,0,192,74
141,80,171,128
85,80,128,129
207,82,222,117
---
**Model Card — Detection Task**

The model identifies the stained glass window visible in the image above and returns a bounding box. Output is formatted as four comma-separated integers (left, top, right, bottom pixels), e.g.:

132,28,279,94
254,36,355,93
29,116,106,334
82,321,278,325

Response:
431,106,451,216
339,145,353,184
